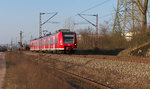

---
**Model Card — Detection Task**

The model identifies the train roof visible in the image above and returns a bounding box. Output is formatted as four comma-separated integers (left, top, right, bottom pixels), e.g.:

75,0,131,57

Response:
30,30,75,41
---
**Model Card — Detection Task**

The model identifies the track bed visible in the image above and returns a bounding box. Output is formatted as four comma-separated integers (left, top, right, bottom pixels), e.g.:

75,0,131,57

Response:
4,51,150,89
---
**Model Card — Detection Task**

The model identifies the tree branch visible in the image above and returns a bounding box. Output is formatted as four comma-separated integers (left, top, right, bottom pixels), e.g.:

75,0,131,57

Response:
143,0,148,12
135,0,144,14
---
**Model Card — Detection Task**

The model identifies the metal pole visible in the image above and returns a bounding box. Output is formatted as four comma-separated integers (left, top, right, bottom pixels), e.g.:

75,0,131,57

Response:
20,31,22,47
39,13,42,38
10,40,13,51
39,13,42,51
96,14,98,48
113,0,120,33
96,14,98,37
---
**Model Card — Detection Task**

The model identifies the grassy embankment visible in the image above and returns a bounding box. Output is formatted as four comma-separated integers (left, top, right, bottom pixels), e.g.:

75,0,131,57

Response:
3,52,73,89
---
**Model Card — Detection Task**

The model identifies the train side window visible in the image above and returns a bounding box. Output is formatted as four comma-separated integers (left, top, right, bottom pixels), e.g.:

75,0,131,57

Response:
31,43,32,47
50,39,51,45
44,40,46,45
46,40,48,45
36,42,37,46
37,41,39,46
47,40,48,45
55,38,57,44
51,39,53,45
43,40,44,46
50,40,51,45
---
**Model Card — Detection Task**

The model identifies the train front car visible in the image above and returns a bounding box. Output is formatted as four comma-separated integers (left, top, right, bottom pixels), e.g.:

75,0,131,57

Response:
59,31,77,54
30,29,77,54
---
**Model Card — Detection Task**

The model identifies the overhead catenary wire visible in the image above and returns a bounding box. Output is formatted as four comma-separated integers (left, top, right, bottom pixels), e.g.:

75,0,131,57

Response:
74,12,115,25
69,0,112,19
79,0,112,14
99,12,116,18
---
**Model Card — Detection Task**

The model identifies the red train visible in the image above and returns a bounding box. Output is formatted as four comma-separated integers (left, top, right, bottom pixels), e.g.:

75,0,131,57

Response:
30,29,77,54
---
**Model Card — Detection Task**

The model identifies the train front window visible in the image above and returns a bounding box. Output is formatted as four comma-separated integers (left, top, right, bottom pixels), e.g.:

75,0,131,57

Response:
63,32,74,44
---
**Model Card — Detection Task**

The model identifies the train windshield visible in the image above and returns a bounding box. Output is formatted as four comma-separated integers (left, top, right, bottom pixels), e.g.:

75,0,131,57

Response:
63,32,74,44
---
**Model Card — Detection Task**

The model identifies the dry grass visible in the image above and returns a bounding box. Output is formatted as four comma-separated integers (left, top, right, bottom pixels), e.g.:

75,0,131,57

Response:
3,52,74,89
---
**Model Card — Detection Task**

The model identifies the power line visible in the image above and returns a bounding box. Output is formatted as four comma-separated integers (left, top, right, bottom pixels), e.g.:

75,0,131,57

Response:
79,0,112,14
99,12,115,18
69,0,112,19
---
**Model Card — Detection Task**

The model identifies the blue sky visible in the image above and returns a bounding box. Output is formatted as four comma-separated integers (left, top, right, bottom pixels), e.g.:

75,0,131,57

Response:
0,0,117,44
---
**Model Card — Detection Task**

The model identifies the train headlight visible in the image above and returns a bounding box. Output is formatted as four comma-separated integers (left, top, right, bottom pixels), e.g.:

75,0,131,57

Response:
75,44,77,46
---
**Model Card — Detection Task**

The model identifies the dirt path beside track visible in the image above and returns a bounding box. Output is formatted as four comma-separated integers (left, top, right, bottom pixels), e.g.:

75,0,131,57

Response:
0,53,6,89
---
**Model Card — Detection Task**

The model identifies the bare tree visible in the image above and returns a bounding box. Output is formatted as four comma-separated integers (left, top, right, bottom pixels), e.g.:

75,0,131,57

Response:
136,0,148,27
63,17,75,31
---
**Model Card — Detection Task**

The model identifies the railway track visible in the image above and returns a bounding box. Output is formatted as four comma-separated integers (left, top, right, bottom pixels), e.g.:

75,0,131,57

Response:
23,53,150,89
28,53,112,89
53,66,111,89
26,51,150,63
69,54,150,63
40,53,150,64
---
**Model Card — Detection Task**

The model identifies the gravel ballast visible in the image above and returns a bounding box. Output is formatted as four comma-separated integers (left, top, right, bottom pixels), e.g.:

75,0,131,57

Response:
50,55,150,79
25,52,150,89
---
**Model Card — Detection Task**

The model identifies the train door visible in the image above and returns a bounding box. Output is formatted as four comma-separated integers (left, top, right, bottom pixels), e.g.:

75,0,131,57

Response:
44,39,46,50
53,36,55,50
39,40,41,50
48,37,50,50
